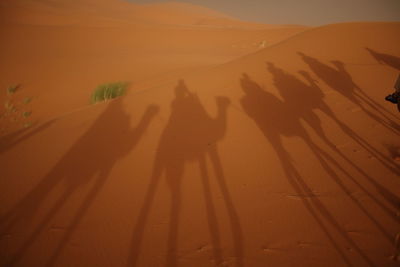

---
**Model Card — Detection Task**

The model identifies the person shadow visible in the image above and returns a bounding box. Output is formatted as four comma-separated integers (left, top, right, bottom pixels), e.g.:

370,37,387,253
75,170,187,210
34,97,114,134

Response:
365,47,400,71
128,80,243,267
297,52,399,133
267,62,399,176
240,73,378,267
0,99,159,267
266,63,399,236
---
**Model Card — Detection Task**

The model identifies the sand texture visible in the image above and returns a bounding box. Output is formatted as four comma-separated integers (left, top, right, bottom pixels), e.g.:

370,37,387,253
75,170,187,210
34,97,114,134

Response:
0,1,399,266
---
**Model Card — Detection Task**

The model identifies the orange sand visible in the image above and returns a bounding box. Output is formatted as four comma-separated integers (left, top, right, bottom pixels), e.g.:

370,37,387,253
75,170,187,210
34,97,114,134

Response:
0,1,399,267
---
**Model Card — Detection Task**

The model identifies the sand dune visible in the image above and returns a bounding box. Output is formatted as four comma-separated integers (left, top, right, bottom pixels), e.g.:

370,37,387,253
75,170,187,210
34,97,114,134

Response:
0,1,399,266
0,0,307,131
1,0,277,28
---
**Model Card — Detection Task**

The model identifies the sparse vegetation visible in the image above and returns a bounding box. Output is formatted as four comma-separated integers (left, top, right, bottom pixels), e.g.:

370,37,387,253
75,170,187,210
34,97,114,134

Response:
4,101,11,110
23,97,33,104
22,111,32,118
4,101,16,112
23,122,33,128
90,82,129,104
1,84,36,135
7,84,19,95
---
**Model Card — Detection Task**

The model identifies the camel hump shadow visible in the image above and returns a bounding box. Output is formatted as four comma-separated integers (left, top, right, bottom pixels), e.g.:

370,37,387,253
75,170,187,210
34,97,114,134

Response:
1,99,159,267
240,73,304,138
158,79,230,161
129,79,243,267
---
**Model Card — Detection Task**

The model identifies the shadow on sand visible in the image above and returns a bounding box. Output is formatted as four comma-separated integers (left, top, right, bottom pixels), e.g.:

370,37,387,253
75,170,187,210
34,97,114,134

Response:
267,61,400,226
0,99,159,266
366,47,400,71
267,61,400,188
0,120,55,154
240,72,399,267
128,80,243,267
297,52,399,134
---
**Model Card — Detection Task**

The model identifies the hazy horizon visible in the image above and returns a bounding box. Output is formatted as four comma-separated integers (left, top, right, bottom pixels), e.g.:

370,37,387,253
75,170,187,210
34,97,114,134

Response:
128,0,400,26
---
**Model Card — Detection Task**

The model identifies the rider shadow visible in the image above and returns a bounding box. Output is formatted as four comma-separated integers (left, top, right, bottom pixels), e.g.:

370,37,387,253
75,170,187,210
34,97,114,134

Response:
267,62,399,173
240,73,376,267
297,52,399,134
266,63,399,235
128,80,243,267
0,99,159,267
366,47,400,71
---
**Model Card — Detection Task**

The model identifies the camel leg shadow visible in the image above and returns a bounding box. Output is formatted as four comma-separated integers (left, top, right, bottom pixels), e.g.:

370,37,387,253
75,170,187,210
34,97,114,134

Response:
198,154,223,266
44,167,112,267
208,146,244,267
128,157,163,267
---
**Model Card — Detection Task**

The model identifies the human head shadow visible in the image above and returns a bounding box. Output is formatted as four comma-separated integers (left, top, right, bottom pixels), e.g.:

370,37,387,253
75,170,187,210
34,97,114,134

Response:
268,61,398,170
267,61,399,225
295,54,400,169
0,99,159,266
297,52,399,133
240,73,378,267
366,47,400,71
128,80,243,267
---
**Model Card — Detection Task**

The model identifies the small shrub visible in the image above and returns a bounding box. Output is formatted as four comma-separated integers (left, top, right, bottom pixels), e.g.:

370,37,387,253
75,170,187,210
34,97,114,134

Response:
90,82,128,104
4,101,11,110
23,122,33,128
4,101,16,112
23,111,32,118
7,85,19,95
23,97,32,104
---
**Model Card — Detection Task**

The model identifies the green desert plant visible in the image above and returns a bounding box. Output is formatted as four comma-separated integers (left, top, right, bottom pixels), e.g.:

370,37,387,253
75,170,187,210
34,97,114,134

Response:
90,82,128,104
4,101,16,112
4,101,11,110
23,121,33,128
7,84,19,95
23,97,33,104
22,111,32,118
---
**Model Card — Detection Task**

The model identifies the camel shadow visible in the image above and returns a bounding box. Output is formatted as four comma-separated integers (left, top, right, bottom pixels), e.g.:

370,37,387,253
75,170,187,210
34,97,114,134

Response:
0,99,159,267
267,61,399,179
297,52,399,134
128,80,243,267
240,73,378,267
266,63,399,234
366,47,400,71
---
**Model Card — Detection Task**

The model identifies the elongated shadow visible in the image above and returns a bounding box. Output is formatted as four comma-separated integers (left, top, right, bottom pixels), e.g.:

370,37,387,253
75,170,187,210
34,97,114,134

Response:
240,73,377,267
0,99,159,266
267,62,400,220
0,120,55,154
297,52,399,133
366,47,400,71
294,54,400,172
128,80,243,267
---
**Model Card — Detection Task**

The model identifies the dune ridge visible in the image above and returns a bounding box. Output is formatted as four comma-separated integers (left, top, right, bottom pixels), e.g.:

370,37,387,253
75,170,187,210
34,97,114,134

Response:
0,0,399,266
